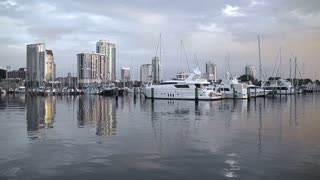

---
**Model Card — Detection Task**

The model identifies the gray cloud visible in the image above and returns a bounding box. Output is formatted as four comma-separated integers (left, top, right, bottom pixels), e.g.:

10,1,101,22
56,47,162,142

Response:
0,0,320,80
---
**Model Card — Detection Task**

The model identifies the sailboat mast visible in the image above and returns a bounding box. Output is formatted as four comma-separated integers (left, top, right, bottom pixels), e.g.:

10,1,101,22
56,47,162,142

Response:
279,47,282,78
294,57,297,88
258,36,262,81
159,34,161,65
180,40,183,72
289,58,292,82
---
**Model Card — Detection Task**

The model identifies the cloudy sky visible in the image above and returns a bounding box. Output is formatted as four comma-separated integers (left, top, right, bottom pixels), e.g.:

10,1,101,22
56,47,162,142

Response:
0,0,320,80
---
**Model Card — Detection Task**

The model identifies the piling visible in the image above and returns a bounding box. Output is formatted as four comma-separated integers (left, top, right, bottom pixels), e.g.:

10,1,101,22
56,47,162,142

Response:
255,88,257,97
115,88,119,101
151,88,154,102
233,88,236,98
247,87,250,99
133,87,137,99
195,88,199,102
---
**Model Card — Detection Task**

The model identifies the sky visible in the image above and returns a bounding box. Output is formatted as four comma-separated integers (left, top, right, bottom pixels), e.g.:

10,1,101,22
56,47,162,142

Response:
0,0,320,80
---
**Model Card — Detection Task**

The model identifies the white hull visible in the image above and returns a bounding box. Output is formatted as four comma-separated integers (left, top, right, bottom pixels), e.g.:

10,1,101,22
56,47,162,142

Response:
141,87,222,100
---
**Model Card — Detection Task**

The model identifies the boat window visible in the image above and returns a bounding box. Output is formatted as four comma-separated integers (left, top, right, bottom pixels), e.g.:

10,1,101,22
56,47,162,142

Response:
160,82,178,85
174,85,189,88
195,84,200,88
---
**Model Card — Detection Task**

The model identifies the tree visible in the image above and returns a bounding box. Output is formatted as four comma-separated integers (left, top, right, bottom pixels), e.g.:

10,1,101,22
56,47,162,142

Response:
238,74,258,84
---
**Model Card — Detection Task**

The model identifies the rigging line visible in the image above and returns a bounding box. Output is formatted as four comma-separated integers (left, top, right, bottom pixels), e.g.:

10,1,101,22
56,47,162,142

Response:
154,38,160,58
182,41,191,73
296,61,304,79
227,53,233,77
272,48,280,77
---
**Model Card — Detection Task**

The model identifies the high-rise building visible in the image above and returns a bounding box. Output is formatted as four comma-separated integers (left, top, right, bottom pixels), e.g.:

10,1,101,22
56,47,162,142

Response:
152,56,161,84
77,53,106,86
245,65,256,79
26,43,46,87
121,67,130,81
96,40,116,81
43,50,56,82
140,64,152,83
205,61,217,82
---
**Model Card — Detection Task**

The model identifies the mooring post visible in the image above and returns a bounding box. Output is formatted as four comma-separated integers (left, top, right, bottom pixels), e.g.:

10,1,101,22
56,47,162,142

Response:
195,87,199,102
115,88,119,101
151,88,154,102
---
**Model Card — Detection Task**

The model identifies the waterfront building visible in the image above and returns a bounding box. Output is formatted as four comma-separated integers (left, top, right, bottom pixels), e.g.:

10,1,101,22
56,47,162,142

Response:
205,61,217,82
0,66,6,80
77,52,106,86
245,65,256,79
43,50,56,82
7,68,26,80
152,56,161,84
96,40,116,81
140,64,152,83
56,72,77,88
121,67,130,81
26,43,46,88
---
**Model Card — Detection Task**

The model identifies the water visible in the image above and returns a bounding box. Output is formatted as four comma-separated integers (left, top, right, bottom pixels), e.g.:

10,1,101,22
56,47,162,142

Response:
0,94,320,179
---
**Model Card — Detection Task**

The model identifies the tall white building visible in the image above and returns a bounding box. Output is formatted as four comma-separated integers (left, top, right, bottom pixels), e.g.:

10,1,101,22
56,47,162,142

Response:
43,50,56,82
77,53,106,86
245,65,256,79
96,40,116,81
140,64,152,83
26,43,46,87
205,61,217,82
152,56,161,84
121,67,130,81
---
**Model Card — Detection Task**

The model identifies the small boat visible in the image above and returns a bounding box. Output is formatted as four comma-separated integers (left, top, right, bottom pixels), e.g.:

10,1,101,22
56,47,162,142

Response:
15,86,26,94
100,87,115,96
0,87,5,94
8,88,15,94
37,87,45,96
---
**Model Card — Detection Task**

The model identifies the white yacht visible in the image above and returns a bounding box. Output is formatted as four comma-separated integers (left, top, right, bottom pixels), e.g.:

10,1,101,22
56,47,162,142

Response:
214,77,248,99
247,85,272,97
141,72,222,100
261,78,295,95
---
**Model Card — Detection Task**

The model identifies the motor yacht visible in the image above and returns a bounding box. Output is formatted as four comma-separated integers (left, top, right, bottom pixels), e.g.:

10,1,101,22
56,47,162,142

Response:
261,77,295,95
141,72,222,100
214,77,248,99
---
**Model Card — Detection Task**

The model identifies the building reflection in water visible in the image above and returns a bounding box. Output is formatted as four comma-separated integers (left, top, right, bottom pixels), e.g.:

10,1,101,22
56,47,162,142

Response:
78,96,116,136
26,96,56,139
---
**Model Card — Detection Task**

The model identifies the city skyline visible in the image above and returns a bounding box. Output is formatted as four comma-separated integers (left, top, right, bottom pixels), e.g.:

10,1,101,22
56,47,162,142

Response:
1,0,320,80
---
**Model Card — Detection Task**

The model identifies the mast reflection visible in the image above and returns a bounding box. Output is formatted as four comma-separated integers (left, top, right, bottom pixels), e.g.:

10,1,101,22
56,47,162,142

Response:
78,96,116,136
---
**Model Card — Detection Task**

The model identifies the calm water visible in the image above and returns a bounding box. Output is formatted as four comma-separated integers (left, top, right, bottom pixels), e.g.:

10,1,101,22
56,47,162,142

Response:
0,94,320,179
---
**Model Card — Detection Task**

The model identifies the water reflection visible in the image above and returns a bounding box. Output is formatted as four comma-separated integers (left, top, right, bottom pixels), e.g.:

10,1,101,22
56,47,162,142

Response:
0,94,26,110
78,96,116,136
26,96,56,139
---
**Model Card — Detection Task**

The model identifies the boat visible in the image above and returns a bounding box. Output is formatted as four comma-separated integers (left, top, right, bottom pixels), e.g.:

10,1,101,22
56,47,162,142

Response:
15,86,26,93
0,87,5,94
214,77,248,99
8,88,14,94
141,71,222,100
247,85,272,97
37,86,45,96
261,77,295,95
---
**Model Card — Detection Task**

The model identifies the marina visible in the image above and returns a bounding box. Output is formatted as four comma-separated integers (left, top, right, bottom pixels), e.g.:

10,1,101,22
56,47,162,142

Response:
1,93,320,179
